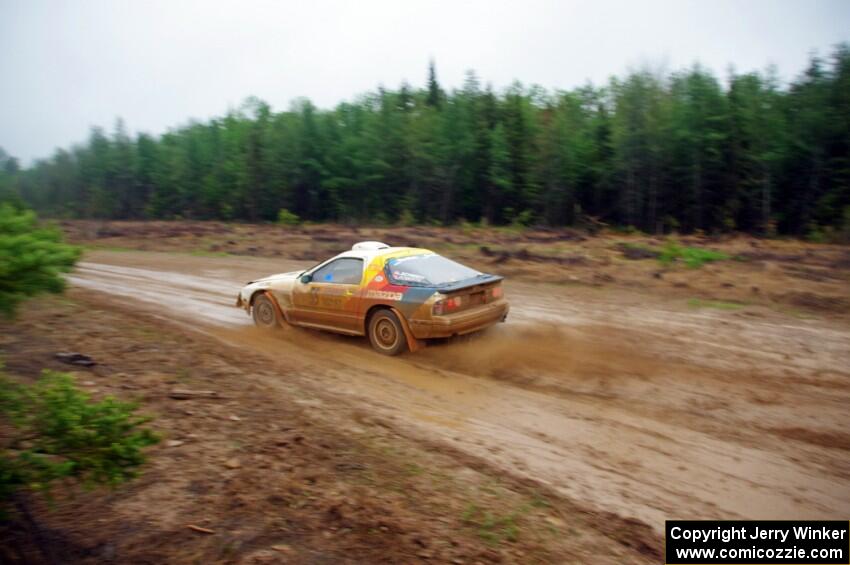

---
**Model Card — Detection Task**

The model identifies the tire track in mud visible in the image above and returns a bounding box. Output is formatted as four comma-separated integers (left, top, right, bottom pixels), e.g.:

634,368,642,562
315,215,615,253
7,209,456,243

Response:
69,251,850,534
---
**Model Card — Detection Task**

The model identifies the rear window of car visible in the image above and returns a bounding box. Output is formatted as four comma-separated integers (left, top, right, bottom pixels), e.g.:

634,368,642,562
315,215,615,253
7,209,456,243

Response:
385,254,481,287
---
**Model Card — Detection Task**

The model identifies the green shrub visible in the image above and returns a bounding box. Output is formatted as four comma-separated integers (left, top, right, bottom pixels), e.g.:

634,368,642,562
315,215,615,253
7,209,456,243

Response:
373,211,390,226
397,209,416,227
1,370,159,512
508,209,534,229
459,219,478,234
805,223,830,243
663,215,681,233
276,208,300,226
0,205,81,318
658,242,730,268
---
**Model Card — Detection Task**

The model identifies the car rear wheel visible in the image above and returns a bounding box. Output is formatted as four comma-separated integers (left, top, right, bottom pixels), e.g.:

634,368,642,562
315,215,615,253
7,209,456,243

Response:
252,293,280,329
368,309,407,355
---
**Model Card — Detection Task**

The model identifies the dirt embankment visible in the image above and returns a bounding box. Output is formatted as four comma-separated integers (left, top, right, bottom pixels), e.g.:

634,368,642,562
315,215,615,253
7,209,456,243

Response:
59,219,850,319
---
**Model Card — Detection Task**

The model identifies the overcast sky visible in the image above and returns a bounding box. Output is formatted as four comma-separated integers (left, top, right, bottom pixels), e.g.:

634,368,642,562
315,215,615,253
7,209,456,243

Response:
2,0,849,164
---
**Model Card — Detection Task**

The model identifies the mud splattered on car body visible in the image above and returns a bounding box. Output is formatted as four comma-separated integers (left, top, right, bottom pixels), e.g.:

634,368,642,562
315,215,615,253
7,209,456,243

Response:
237,242,509,353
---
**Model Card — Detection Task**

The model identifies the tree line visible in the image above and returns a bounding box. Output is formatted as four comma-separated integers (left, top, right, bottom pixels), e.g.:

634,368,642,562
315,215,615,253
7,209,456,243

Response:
2,47,849,237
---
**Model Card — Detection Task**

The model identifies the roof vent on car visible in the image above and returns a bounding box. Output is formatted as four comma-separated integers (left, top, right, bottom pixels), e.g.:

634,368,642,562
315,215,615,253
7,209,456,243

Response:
352,241,390,251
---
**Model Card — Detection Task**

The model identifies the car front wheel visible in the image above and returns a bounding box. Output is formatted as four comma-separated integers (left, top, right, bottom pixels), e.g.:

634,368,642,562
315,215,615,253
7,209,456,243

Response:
368,309,407,355
252,293,280,329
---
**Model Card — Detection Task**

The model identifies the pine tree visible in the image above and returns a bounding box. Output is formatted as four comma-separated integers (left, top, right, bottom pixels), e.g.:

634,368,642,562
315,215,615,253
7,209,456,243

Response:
426,59,443,108
11,45,850,238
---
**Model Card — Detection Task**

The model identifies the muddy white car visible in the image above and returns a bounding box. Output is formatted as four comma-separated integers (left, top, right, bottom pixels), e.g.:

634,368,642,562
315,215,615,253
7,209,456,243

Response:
236,242,508,355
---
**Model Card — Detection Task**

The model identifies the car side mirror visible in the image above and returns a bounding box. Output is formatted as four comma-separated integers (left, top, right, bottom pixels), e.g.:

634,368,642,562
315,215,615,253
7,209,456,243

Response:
300,274,312,284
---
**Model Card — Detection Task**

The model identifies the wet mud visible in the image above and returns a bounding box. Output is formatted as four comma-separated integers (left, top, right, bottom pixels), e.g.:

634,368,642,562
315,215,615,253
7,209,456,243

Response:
70,250,850,533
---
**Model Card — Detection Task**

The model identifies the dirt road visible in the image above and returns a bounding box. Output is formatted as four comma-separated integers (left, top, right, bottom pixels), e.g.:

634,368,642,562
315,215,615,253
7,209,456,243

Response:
70,250,850,535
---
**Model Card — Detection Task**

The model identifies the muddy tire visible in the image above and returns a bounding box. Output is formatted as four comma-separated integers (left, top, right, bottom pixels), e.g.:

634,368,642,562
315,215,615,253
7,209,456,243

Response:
368,309,407,356
252,293,280,330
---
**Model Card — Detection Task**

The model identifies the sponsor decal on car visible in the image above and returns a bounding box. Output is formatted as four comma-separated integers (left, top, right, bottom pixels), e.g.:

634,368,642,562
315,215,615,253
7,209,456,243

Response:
392,271,426,282
366,290,404,301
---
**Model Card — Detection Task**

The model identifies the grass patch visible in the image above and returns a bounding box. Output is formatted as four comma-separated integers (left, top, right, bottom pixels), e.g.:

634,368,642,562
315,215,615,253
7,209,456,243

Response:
403,463,425,477
84,244,142,253
132,326,163,341
687,298,745,310
529,492,552,509
775,306,818,320
659,242,730,268
462,503,525,545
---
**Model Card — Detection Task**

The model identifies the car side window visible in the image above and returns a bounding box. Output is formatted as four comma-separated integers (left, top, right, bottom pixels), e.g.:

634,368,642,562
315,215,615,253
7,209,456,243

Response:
311,258,363,285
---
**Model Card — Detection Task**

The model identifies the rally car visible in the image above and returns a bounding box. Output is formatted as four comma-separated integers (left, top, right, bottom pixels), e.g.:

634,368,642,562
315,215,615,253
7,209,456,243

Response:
236,242,508,355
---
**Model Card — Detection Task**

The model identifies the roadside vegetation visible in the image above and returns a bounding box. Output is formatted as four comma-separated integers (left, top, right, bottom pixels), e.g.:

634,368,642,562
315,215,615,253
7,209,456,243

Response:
276,207,300,226
0,203,158,561
657,242,731,269
0,204,80,318
0,371,159,508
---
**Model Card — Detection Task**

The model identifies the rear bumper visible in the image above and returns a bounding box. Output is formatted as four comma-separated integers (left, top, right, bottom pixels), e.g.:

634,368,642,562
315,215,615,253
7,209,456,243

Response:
409,300,509,339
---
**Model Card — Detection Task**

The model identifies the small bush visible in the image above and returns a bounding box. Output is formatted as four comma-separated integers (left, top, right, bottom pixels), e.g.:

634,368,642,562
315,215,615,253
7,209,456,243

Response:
1,370,159,512
397,209,416,227
805,223,836,244
658,242,730,268
663,215,680,233
459,219,478,234
505,209,533,229
373,211,390,226
0,205,81,318
276,208,300,226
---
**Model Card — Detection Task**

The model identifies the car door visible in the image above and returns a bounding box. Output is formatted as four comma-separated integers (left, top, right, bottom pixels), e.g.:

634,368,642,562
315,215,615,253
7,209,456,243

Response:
290,258,363,333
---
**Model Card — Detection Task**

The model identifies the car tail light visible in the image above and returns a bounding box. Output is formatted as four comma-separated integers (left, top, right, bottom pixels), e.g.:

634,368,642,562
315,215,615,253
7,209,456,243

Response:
433,295,463,315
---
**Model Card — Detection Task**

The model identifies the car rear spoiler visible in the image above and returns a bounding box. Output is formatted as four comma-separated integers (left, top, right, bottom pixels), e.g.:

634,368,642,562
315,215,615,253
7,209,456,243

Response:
438,274,503,293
